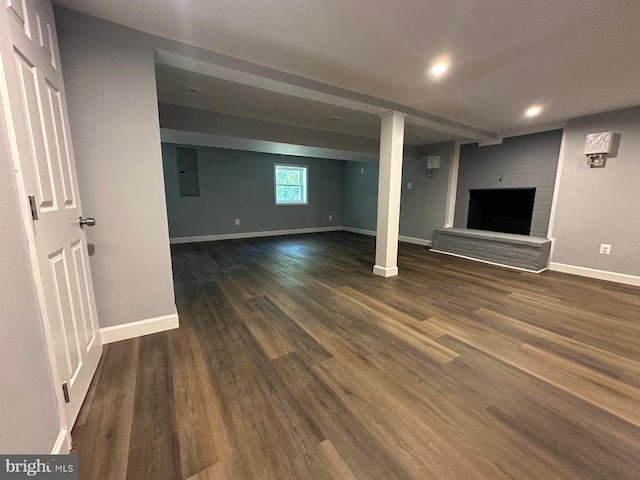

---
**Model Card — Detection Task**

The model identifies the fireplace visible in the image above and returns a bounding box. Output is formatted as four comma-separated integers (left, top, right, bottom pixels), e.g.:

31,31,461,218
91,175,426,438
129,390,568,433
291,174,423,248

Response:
467,188,536,235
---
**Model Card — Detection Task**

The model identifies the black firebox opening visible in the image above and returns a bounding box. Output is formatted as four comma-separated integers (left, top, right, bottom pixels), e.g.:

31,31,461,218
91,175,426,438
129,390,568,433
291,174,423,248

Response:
467,188,536,235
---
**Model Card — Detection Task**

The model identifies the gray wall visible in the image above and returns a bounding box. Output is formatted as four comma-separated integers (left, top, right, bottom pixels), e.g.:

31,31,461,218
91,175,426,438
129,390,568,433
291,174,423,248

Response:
0,110,60,453
400,142,455,240
56,9,176,328
454,130,562,237
343,141,455,242
551,107,640,276
343,161,379,231
162,144,344,238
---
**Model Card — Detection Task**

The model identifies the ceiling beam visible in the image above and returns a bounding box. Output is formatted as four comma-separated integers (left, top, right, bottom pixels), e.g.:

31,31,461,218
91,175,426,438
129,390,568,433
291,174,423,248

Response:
154,49,497,142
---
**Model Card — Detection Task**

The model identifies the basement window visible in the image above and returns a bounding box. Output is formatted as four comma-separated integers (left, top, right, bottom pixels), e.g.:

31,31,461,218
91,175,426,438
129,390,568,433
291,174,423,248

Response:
274,164,308,205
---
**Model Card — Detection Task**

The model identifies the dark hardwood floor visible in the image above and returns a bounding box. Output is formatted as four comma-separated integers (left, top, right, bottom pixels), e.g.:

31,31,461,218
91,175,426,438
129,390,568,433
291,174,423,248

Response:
72,231,640,479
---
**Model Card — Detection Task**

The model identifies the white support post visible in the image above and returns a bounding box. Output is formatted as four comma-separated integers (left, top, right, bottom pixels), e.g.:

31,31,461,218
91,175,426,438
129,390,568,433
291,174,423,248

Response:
373,111,405,278
443,141,461,228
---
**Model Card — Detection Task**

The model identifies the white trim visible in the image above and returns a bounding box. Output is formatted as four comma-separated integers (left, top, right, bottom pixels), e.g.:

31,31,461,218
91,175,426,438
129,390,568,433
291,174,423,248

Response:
342,226,376,237
274,163,308,206
430,249,548,273
170,226,342,244
100,312,179,344
548,262,640,287
379,110,407,119
51,429,71,454
443,141,460,228
173,226,433,247
342,227,431,246
398,235,431,247
373,265,399,277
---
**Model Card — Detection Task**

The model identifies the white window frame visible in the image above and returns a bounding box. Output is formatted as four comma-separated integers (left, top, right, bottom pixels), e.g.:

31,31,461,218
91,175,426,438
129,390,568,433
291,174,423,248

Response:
274,164,309,206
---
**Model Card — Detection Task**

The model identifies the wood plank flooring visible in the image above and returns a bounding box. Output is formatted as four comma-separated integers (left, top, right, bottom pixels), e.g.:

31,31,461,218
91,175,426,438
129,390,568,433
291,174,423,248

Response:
72,232,640,479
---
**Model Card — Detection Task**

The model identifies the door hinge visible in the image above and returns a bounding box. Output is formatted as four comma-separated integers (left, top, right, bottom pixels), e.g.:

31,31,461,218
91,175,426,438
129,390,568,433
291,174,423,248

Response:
28,195,38,220
62,382,70,403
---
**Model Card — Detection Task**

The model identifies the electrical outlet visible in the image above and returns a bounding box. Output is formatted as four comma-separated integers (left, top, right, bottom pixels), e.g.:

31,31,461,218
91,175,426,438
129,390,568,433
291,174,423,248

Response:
328,215,332,221
360,167,364,174
407,182,412,190
599,243,612,255
235,218,240,226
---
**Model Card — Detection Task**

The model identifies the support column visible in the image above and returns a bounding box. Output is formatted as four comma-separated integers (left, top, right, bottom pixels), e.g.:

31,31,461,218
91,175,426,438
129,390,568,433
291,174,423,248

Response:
373,111,405,277
443,141,461,228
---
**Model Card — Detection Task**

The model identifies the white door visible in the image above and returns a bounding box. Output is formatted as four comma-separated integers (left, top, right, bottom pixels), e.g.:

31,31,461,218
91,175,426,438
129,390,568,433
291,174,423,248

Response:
0,0,102,428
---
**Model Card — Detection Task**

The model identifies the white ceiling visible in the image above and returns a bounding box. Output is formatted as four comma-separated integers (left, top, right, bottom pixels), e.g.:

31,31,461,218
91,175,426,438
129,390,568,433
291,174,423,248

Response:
54,0,640,135
155,65,457,146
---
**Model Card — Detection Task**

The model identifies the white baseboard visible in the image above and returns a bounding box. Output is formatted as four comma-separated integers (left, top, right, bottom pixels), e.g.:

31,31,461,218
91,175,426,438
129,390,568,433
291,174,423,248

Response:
170,226,342,244
172,226,433,247
373,265,399,277
343,227,431,246
51,429,71,454
343,226,376,237
430,249,547,273
549,262,640,287
100,311,179,344
399,235,432,247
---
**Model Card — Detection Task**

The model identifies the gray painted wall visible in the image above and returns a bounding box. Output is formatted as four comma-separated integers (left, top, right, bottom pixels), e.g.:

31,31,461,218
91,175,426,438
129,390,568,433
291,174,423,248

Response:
343,141,455,241
400,142,455,240
0,111,60,453
343,161,379,231
163,144,344,238
56,9,176,328
551,107,640,276
454,130,562,237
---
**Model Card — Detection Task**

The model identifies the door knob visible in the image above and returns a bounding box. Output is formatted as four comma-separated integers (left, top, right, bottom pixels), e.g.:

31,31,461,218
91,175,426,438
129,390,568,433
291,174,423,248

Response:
79,216,96,228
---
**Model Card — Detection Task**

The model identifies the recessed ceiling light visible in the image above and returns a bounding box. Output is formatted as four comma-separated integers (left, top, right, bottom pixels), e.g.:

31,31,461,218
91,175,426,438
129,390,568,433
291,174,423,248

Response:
187,86,199,94
525,105,542,117
429,60,449,78
329,116,342,121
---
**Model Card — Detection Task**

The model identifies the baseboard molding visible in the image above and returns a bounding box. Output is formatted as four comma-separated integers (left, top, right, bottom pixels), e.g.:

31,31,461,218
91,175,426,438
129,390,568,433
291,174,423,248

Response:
170,226,342,244
342,227,431,246
373,265,399,277
549,262,640,287
172,226,432,247
100,311,180,344
430,249,547,273
399,235,432,247
51,429,71,454
342,226,376,237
